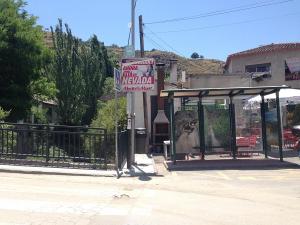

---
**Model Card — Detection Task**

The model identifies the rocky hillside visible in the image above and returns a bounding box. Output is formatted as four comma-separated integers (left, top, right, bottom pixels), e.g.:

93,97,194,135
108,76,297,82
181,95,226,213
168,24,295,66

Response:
43,32,224,75
107,46,225,75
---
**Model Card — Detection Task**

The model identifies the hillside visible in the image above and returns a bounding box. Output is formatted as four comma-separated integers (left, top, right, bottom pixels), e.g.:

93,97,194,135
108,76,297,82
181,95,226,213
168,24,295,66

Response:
43,32,225,75
107,46,225,75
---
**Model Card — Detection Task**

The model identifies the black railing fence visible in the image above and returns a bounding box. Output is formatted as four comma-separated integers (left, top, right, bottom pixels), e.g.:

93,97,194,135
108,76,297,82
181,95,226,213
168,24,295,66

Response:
117,130,129,169
0,122,115,169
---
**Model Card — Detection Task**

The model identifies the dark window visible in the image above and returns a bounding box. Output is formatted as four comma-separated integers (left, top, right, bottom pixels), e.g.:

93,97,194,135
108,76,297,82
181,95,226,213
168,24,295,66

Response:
245,63,271,73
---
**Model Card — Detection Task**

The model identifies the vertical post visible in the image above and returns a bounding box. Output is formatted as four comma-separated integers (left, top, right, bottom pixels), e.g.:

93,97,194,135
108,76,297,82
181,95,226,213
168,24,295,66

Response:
260,94,268,158
198,97,205,160
276,90,283,162
130,0,136,165
229,96,237,159
169,94,176,164
115,90,119,170
139,15,149,153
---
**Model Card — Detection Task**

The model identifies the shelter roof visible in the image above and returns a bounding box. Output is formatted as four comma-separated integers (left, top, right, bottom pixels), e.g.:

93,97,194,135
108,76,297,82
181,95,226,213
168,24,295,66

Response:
160,85,290,99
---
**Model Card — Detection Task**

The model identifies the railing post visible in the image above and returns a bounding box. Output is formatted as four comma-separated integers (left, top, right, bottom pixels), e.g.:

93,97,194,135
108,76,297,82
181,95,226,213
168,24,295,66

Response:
46,126,50,163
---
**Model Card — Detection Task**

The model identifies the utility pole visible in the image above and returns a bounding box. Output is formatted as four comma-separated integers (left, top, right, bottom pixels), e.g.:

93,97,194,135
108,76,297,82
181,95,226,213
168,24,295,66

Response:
130,0,136,166
139,15,150,153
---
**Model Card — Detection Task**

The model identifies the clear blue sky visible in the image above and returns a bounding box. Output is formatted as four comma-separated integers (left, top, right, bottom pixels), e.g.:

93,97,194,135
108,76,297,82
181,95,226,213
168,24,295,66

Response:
25,0,300,61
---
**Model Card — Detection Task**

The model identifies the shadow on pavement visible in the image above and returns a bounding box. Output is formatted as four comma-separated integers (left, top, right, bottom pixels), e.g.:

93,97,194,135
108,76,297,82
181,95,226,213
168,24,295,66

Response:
165,158,300,171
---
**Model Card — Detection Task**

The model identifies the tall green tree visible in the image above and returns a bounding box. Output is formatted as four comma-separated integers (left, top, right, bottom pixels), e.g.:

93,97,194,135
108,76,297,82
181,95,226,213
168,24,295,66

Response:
0,0,47,121
51,20,112,125
51,19,86,125
81,35,112,125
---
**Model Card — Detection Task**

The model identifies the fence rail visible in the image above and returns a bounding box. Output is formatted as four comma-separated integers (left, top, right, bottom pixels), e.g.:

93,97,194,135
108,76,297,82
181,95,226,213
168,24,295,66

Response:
0,123,114,169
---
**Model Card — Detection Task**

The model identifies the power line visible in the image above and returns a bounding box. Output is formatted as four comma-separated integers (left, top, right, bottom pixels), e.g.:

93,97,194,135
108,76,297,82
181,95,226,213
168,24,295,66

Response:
145,0,293,25
144,25,185,56
144,26,221,74
153,12,300,34
144,34,168,52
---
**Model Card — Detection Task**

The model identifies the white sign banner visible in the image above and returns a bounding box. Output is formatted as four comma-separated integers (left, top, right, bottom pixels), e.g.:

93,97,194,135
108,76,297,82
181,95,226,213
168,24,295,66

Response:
121,58,155,92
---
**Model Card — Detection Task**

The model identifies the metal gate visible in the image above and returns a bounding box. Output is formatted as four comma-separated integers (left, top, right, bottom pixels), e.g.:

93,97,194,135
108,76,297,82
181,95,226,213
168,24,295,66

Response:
0,123,113,169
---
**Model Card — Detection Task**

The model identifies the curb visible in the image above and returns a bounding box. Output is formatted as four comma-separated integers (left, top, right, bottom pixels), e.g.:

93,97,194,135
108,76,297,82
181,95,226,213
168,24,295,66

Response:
0,165,117,177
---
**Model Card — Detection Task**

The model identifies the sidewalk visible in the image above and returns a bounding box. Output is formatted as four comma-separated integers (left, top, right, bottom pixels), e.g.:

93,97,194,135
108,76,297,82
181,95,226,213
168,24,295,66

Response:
121,154,157,177
0,154,157,177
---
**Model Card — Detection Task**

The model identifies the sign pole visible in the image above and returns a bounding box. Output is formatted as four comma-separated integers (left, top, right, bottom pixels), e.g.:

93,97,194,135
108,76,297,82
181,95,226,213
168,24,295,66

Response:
114,68,121,172
130,0,136,166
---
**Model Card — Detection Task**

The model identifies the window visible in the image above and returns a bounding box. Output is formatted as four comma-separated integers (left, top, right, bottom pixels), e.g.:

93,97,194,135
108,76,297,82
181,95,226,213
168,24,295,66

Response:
245,63,271,73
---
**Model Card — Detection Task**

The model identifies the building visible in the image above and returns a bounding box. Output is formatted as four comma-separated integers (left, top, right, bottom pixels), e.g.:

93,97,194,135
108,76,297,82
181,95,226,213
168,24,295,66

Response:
224,43,300,88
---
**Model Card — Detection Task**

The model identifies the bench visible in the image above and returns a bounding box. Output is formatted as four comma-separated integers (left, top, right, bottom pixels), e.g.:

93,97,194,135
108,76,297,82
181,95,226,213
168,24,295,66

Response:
236,136,260,157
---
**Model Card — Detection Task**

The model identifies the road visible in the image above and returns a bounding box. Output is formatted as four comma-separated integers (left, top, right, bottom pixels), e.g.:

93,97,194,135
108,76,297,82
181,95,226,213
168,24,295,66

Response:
0,167,299,225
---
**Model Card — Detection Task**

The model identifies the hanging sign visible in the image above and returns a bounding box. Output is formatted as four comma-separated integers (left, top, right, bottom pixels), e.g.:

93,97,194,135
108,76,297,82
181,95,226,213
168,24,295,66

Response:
121,58,155,92
114,68,121,92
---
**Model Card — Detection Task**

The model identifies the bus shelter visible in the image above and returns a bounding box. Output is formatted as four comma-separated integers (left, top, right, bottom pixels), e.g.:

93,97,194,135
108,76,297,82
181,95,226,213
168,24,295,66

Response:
160,86,289,164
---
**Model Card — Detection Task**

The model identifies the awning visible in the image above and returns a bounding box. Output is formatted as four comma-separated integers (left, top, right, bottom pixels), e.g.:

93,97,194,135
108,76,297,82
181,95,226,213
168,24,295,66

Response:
286,57,300,73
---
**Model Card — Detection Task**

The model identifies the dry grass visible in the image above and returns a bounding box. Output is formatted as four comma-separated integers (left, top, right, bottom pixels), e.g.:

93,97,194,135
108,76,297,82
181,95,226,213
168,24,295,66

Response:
107,47,224,75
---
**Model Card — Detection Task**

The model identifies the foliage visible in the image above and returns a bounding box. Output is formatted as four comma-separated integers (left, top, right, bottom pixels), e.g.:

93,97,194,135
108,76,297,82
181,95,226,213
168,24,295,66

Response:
91,97,127,133
30,77,57,101
0,0,48,121
50,19,86,125
0,106,10,121
81,35,112,125
191,52,200,59
51,20,112,125
102,77,114,96
206,106,230,147
30,106,47,124
191,52,204,59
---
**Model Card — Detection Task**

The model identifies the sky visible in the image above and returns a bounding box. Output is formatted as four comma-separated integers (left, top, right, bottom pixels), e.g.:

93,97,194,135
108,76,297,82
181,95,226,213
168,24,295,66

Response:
25,0,300,61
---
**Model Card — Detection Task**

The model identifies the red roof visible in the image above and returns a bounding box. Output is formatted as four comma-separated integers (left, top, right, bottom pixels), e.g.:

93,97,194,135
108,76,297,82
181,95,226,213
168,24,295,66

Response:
225,43,300,67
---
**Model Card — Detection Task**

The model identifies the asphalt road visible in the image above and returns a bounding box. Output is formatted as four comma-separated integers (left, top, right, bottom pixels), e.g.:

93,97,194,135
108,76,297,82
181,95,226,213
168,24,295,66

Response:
0,167,299,225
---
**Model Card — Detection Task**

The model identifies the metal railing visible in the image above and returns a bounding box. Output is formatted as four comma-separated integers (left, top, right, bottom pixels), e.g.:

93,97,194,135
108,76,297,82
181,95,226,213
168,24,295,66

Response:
0,123,113,169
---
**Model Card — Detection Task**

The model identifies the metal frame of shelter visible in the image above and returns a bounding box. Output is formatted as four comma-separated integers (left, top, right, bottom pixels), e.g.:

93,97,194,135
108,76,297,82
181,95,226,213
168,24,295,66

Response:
160,86,290,165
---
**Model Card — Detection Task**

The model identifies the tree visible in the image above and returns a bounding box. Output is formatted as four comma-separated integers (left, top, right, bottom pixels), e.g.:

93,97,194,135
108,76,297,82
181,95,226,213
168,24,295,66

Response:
51,19,86,125
91,97,127,133
0,0,48,121
0,106,10,121
191,52,200,59
51,20,112,125
102,77,114,96
81,35,111,125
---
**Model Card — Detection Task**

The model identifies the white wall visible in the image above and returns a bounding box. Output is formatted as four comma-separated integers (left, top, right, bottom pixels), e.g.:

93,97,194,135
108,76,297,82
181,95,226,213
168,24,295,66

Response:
227,49,300,88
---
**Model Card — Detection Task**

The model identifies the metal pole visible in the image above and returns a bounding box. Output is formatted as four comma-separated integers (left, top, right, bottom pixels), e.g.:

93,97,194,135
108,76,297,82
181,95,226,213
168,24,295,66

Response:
169,94,176,165
198,98,205,160
229,97,237,159
260,94,268,158
276,90,284,162
130,0,136,165
115,90,119,170
139,15,149,153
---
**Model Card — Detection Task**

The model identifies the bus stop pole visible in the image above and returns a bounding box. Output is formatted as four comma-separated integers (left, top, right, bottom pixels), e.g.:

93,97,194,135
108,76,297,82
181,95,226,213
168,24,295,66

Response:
276,90,284,162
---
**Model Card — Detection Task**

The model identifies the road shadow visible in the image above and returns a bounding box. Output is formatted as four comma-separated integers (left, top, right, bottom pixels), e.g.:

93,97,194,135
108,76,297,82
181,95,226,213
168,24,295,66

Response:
165,158,300,171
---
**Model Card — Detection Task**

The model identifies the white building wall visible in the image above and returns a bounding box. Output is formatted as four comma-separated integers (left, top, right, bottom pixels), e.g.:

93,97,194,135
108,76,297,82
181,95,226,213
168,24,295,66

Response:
227,49,300,88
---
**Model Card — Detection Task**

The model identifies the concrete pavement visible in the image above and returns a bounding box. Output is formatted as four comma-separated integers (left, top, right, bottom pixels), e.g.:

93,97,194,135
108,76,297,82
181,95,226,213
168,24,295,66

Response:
0,154,157,178
0,167,299,225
